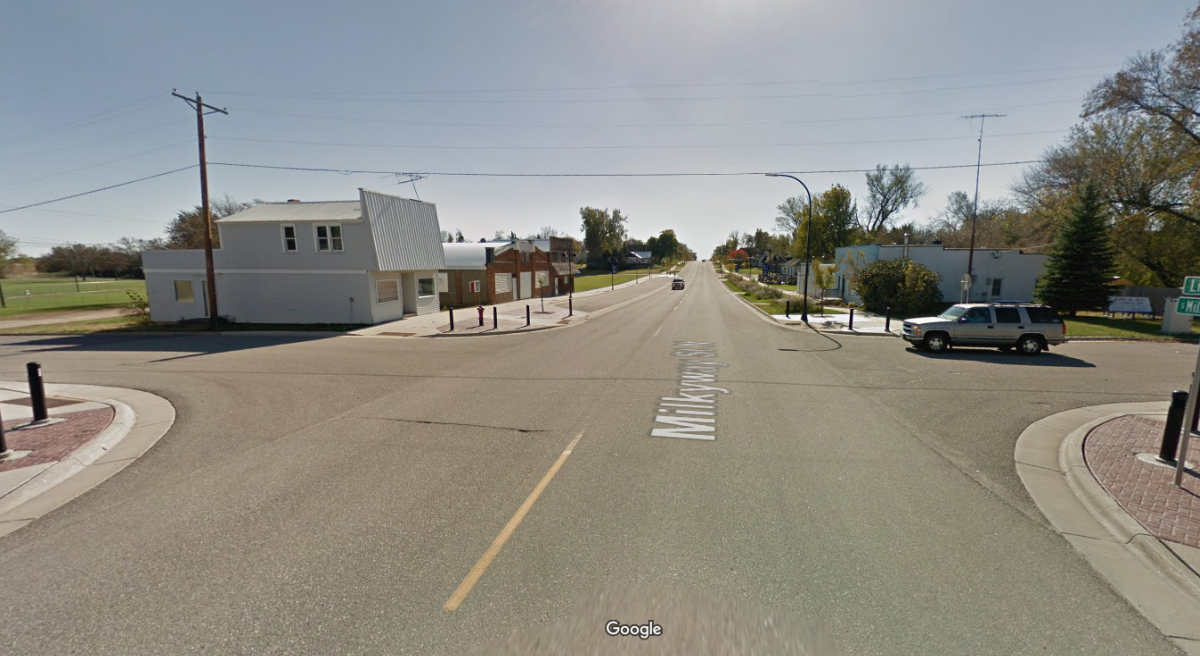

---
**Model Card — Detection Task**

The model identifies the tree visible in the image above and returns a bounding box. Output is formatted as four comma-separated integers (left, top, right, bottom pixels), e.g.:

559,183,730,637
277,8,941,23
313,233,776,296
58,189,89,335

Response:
850,259,943,314
441,230,454,243
652,229,680,263
538,226,562,238
810,257,837,312
455,230,465,243
1036,183,1117,316
579,206,628,265
860,164,927,236
166,195,252,249
790,184,859,260
0,228,17,278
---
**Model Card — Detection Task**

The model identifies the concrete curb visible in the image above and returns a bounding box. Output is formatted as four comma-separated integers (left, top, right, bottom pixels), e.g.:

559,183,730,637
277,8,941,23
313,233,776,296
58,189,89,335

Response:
720,280,901,338
0,382,175,539
431,323,566,338
1015,402,1200,655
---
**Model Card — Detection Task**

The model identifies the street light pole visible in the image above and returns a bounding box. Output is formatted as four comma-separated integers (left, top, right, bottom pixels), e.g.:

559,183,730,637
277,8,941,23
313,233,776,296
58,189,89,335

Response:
766,173,813,322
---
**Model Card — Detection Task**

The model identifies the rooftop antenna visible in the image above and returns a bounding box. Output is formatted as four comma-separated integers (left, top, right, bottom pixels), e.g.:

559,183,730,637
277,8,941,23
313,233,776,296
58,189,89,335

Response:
393,173,426,200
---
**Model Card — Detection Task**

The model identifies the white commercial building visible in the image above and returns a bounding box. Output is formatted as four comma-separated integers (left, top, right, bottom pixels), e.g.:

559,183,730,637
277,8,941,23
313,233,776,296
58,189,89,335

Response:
832,244,1049,305
143,188,446,325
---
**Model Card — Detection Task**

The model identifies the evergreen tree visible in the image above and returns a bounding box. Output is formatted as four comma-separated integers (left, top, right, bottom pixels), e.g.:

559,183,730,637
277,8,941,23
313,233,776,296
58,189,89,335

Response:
1036,182,1116,316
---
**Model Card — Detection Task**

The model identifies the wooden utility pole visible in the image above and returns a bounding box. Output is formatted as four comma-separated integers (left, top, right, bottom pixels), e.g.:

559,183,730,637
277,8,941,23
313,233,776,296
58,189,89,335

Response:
173,90,227,330
960,113,1005,284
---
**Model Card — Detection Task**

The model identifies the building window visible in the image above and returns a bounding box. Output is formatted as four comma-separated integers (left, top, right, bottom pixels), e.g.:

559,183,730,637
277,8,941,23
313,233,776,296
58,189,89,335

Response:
376,279,399,303
418,277,435,297
174,280,194,303
315,224,343,252
991,278,1003,297
282,225,297,252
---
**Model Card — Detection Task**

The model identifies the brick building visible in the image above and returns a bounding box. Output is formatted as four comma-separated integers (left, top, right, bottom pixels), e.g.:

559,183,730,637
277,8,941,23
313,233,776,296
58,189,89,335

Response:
487,239,577,304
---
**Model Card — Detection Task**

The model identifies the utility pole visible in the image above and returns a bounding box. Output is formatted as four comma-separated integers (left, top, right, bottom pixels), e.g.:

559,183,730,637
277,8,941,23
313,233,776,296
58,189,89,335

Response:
173,90,228,330
961,113,1005,298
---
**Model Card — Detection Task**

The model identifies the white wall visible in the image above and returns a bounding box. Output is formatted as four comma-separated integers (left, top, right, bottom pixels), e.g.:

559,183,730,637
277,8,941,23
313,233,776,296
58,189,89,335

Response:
217,272,372,324
833,245,1047,304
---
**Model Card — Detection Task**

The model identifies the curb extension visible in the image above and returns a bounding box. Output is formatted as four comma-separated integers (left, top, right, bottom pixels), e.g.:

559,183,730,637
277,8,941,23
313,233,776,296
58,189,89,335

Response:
432,323,566,338
0,382,175,539
1015,402,1200,654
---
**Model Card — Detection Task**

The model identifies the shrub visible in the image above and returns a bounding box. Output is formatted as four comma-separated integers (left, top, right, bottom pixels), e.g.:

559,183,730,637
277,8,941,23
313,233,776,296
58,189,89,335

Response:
124,290,151,320
851,259,943,314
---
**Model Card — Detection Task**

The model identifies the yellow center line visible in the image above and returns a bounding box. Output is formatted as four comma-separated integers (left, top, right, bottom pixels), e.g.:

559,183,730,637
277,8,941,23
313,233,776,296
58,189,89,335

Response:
443,429,586,612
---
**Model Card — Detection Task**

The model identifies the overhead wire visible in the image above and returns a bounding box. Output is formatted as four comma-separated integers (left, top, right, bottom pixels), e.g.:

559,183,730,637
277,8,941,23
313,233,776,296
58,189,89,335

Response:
0,140,195,188
0,165,197,214
0,95,169,147
209,129,1067,151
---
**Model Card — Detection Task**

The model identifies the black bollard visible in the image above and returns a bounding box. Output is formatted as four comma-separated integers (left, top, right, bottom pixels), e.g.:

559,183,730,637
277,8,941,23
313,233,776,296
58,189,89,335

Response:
526,305,531,326
1160,390,1189,462
786,299,790,318
848,308,855,331
885,306,891,332
27,362,48,422
449,307,455,332
493,307,498,329
0,402,8,459
569,296,573,317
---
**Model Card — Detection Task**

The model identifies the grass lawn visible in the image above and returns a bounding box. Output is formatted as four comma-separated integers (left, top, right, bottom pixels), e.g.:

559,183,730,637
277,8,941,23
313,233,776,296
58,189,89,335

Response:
572,272,648,292
1064,311,1200,340
0,315,366,335
0,278,146,318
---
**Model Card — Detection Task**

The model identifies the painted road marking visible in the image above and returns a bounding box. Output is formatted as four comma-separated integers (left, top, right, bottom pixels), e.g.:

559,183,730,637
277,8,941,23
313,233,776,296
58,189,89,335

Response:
443,429,585,612
651,342,727,440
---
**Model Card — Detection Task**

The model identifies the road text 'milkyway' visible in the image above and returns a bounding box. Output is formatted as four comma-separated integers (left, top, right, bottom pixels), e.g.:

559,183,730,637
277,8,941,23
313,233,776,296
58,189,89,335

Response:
651,342,728,440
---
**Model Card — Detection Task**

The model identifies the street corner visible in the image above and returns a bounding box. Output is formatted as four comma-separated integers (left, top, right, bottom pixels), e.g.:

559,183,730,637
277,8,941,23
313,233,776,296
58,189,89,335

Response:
1015,403,1200,651
0,382,175,538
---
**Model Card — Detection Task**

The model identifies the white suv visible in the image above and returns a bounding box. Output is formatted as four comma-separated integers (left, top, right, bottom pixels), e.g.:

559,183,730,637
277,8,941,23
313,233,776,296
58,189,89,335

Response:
902,303,1066,355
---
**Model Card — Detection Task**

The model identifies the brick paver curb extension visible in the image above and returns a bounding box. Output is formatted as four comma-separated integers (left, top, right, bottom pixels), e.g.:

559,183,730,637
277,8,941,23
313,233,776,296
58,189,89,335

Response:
1015,403,1200,655
0,382,175,539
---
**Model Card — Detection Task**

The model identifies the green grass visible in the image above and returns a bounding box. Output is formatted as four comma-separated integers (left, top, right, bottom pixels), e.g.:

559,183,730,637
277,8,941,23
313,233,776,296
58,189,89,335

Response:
1064,312,1200,340
0,278,146,318
572,272,647,292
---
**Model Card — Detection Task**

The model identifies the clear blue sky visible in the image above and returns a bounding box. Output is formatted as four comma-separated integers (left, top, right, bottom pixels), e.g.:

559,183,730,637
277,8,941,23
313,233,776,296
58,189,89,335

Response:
2,0,1194,257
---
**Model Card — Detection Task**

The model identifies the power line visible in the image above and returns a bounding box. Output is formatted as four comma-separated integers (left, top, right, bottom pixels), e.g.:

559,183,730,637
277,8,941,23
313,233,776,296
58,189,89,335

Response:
210,160,1042,178
197,63,1114,97
227,98,1081,130
212,74,1099,106
0,140,194,189
209,129,1066,152
9,118,193,158
0,94,167,147
0,165,197,214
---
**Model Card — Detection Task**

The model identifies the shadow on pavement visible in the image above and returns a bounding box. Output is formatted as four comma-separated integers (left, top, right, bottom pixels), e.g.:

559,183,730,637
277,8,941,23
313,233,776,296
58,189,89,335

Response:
0,333,340,360
904,346,1097,368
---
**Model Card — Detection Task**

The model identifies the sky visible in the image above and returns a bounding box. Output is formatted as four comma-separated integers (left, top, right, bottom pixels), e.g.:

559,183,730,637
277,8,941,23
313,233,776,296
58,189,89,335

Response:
2,0,1196,257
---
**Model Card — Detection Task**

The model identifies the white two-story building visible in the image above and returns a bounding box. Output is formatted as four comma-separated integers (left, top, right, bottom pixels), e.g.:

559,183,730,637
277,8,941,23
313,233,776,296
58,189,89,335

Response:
832,244,1049,305
143,188,446,325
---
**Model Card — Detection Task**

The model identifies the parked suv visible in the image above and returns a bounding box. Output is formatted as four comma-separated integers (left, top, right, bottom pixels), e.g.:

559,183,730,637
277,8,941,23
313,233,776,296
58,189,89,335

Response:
672,278,685,290
902,302,1066,355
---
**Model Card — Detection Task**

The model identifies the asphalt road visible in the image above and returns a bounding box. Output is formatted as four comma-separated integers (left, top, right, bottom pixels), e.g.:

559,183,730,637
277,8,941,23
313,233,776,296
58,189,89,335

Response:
0,261,1193,655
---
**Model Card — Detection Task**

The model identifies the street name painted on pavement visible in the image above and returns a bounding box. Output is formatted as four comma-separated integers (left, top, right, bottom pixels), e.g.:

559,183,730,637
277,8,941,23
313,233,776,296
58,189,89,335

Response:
1177,296,1200,316
651,341,727,440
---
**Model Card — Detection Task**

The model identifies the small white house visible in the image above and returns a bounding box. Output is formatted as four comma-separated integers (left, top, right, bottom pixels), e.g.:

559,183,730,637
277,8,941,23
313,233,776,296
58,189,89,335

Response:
832,244,1049,305
143,188,446,325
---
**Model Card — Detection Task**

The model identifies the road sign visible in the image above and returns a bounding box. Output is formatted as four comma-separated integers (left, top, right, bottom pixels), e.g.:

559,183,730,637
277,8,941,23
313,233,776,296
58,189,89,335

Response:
1177,297,1200,316
1185,276,1200,296
612,265,617,274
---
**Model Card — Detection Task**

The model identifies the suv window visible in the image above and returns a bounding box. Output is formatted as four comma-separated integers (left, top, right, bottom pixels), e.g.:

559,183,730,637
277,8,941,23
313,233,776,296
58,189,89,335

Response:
964,307,992,323
1025,306,1063,323
994,307,1021,323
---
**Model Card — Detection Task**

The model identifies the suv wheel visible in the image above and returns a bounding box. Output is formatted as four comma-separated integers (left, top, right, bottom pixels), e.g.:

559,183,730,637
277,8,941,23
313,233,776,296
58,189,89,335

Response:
923,332,950,354
1016,335,1044,355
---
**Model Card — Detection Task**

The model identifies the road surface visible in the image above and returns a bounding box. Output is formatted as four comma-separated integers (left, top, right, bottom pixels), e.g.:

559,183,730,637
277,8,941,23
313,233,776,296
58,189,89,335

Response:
0,261,1191,654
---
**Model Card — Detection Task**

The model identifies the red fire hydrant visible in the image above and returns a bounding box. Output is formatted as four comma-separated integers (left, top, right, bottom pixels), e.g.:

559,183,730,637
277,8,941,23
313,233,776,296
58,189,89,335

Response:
477,305,485,327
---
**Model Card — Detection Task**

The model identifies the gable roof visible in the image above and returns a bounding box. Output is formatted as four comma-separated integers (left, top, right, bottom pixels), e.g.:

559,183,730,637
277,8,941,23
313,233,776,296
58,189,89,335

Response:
217,201,362,224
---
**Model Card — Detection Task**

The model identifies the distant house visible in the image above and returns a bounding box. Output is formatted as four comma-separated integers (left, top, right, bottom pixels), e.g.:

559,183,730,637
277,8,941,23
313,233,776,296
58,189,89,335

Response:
832,244,1049,305
627,251,652,266
142,189,446,325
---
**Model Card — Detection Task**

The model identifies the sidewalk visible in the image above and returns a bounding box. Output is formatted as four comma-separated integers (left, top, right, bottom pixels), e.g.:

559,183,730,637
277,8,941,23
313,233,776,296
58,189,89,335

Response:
351,272,678,338
1015,403,1200,654
723,268,900,336
0,382,175,538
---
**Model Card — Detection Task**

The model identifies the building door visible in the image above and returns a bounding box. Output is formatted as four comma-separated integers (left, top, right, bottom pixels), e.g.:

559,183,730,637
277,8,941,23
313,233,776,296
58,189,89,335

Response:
520,272,532,300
